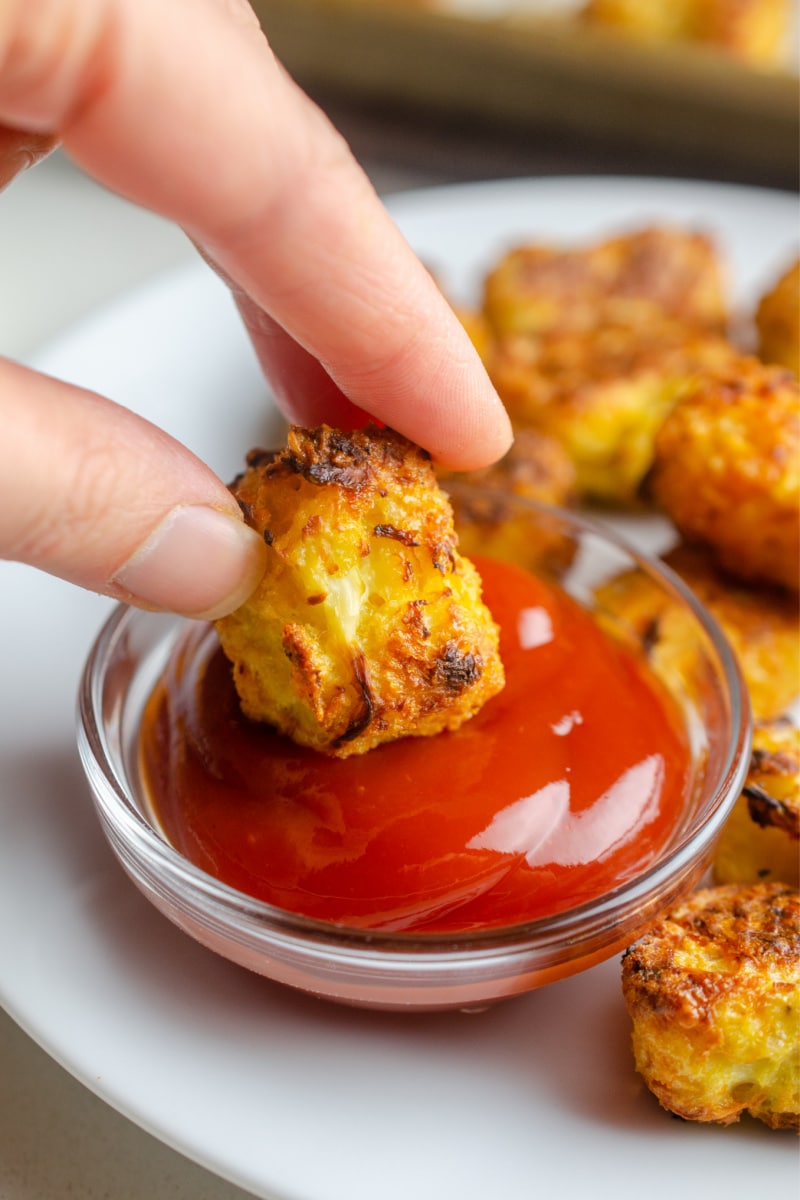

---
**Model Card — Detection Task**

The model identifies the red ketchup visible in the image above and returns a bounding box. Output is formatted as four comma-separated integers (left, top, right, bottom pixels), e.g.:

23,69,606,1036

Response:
140,557,692,933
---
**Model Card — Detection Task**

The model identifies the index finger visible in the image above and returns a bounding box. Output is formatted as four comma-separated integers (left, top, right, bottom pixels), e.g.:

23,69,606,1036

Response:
0,0,511,468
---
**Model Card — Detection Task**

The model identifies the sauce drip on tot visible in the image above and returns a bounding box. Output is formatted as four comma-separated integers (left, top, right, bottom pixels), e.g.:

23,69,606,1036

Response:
141,557,692,933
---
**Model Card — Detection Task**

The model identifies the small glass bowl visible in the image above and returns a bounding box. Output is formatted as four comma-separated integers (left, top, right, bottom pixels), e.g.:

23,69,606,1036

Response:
77,493,751,1012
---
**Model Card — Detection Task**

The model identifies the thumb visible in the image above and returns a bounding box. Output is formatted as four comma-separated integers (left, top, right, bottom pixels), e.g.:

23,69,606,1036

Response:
0,357,266,618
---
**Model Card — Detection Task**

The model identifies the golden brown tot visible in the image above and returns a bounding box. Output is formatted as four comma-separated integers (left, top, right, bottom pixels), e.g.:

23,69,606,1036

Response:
482,226,727,339
215,425,505,758
650,358,800,591
489,322,736,504
622,882,800,1131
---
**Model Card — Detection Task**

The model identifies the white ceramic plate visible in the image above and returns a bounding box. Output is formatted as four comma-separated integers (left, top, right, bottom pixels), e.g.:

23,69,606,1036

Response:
1,178,797,1200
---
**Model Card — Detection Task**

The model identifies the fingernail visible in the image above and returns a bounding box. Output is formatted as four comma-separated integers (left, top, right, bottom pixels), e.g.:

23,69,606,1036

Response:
112,506,266,619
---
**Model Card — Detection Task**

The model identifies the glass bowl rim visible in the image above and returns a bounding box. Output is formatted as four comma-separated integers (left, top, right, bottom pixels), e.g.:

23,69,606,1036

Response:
77,498,752,959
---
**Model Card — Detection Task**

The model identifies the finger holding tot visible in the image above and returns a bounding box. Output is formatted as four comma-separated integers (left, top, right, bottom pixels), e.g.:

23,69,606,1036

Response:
0,0,511,615
0,358,269,618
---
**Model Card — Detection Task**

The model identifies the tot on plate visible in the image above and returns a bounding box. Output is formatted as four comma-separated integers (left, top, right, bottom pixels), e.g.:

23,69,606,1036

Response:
487,322,737,504
621,882,800,1131
482,226,727,339
214,425,504,758
650,357,800,591
714,717,800,887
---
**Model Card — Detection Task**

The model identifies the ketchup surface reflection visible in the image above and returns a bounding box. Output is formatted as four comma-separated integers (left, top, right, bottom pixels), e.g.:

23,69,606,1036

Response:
141,558,691,933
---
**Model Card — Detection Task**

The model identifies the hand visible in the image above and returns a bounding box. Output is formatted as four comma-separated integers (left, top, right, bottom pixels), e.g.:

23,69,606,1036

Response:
0,0,511,619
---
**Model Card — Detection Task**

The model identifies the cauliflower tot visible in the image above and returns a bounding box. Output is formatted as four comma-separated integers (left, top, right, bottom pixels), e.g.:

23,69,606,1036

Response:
622,882,800,1131
651,358,800,591
490,322,737,504
483,226,727,339
215,425,505,758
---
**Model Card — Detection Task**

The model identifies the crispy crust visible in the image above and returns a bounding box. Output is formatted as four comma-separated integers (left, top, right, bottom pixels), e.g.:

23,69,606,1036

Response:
622,883,800,1130
215,425,504,758
651,358,800,591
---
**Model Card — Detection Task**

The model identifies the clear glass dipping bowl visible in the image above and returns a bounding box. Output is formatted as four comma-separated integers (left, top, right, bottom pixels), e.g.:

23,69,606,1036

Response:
77,492,751,1012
